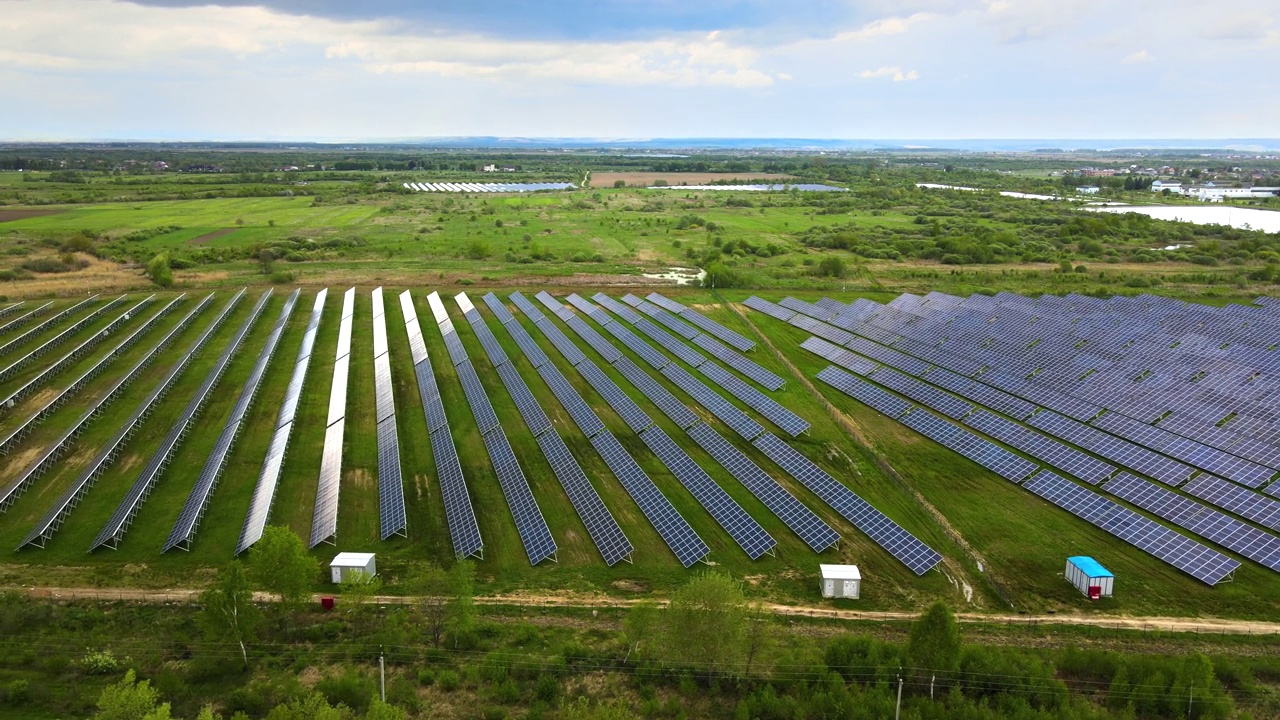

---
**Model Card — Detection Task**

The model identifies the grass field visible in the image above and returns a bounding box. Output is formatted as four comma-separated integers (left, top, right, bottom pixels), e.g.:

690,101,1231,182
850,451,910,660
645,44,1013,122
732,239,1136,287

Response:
0,285,1278,623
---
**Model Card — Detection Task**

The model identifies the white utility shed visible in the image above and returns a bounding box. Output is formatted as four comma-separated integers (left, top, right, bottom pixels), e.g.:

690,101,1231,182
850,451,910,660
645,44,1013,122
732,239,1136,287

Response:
1065,556,1113,599
330,552,377,583
819,564,861,599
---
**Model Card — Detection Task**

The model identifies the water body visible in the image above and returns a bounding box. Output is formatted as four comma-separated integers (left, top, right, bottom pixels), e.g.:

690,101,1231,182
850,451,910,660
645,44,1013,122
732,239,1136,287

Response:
641,267,707,286
648,183,847,192
1084,204,1280,234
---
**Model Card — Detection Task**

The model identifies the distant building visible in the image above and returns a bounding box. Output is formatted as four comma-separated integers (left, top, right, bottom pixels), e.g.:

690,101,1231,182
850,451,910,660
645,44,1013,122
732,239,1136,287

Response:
482,164,497,172
1151,180,1182,193
1077,186,1101,195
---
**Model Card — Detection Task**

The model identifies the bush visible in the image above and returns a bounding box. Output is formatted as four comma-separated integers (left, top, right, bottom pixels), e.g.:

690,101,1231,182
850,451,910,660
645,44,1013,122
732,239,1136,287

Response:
5,679,29,705
437,669,461,691
145,253,173,288
79,649,120,675
316,669,374,714
466,240,491,260
268,270,295,284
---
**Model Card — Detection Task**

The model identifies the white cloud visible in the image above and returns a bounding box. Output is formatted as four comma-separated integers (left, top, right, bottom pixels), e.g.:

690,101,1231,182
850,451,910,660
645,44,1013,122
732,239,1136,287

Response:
859,66,919,81
831,13,934,43
1122,49,1151,64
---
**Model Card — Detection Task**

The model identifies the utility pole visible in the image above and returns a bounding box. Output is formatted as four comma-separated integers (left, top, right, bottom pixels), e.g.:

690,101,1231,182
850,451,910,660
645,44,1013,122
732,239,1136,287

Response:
931,674,935,700
1188,685,1193,719
895,675,903,720
379,646,386,702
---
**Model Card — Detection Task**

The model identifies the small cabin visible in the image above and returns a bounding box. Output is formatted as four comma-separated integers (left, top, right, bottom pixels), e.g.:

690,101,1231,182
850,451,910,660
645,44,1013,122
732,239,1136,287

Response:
1065,556,1113,599
819,564,861,599
330,552,376,584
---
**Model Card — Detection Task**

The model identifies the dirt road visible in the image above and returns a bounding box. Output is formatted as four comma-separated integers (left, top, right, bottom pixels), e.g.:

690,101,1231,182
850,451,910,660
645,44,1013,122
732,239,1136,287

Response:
13,586,1280,636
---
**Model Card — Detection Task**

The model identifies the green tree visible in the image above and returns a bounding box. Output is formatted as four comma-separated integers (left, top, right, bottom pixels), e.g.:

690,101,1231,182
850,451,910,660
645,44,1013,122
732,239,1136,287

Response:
249,526,319,615
661,571,748,674
200,560,260,669
145,253,173,288
907,602,962,688
817,256,847,278
340,570,382,636
264,692,349,720
95,670,171,720
465,239,490,260
623,600,658,661
409,563,449,647
742,601,774,676
364,698,406,720
559,697,639,720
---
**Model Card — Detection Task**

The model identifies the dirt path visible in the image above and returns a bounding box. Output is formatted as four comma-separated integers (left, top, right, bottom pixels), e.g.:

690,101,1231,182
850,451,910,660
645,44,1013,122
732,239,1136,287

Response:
188,228,236,245
12,585,1280,636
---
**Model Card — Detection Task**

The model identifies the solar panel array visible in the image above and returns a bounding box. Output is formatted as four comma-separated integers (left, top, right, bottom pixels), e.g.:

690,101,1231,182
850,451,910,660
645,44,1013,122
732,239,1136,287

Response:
645,292,756,352
427,291,556,566
0,296,98,358
594,295,803,434
165,289,299,552
0,301,53,337
900,408,1041,483
531,293,798,557
0,294,129,385
1024,472,1240,585
815,366,912,418
236,289,328,555
749,289,1280,581
310,288,355,548
1103,472,1280,572
457,292,633,566
12,294,216,548
0,295,186,456
401,291,483,560
402,181,576,193
0,302,24,320
505,292,718,566
964,410,1117,484
371,288,408,541
90,289,261,551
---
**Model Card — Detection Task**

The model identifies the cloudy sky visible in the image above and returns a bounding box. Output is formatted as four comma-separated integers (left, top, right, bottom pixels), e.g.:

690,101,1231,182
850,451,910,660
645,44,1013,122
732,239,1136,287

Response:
1,0,1277,141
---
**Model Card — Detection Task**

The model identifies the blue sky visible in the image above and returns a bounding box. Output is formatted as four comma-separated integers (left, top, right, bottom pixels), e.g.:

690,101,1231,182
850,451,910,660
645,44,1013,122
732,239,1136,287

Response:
1,0,1277,141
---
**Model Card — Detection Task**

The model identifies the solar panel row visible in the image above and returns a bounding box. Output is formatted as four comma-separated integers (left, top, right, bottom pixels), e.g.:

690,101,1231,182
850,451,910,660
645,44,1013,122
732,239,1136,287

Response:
372,287,408,541
647,292,756,352
686,422,840,552
900,408,1041,483
964,410,1117,484
0,296,100,358
1023,472,1240,585
1182,474,1280,530
490,294,708,565
90,289,263,551
427,291,556,566
752,432,943,574
401,291,482,560
0,294,133,386
870,367,976,420
456,292,633,566
815,366,913,419
164,289,300,552
13,295,217,549
236,289,328,555
0,295,186,455
310,288,356,549
0,301,53,337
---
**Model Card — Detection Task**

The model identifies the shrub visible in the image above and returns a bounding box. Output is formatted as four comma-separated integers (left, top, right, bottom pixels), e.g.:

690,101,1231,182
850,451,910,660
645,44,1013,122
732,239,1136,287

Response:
79,648,120,675
466,240,491,260
5,679,29,705
146,253,173,288
437,669,461,692
268,270,295,284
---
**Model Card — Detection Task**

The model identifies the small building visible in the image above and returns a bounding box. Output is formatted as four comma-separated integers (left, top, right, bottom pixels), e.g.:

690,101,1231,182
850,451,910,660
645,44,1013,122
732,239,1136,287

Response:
1151,180,1182,193
330,552,376,584
1076,186,1100,195
1065,556,1113,599
819,564,861,599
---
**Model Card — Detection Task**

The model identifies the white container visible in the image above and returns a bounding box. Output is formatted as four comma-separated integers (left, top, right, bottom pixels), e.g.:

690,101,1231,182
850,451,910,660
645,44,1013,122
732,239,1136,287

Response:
1065,556,1113,599
330,552,376,584
819,564,861,599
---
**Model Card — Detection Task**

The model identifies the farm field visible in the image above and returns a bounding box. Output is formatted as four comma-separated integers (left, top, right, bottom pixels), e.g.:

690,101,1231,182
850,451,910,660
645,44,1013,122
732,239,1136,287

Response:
1,284,1279,622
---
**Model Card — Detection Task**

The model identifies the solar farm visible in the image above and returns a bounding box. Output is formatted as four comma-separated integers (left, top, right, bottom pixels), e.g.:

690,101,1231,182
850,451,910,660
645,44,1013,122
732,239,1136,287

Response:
2,284,1280,613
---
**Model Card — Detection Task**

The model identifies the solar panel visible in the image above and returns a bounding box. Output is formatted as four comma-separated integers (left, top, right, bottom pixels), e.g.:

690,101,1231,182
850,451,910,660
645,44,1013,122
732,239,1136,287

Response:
648,292,756,352
89,289,262,551
692,334,784,390
590,431,710,566
613,357,699,429
536,363,606,438
686,422,839,552
752,432,943,574
0,294,132,386
535,431,634,565
661,364,765,440
645,292,686,314
964,410,1116,484
596,317,672,370
901,409,1040,482
236,290,327,555
1183,474,1280,530
640,425,777,559
1104,472,1280,572
699,362,809,436
1028,410,1196,486
743,296,796,322
0,301,52,337
633,317,706,366
310,287,356,548
816,366,912,419
1024,472,1239,585
457,363,501,434
14,295,218,549
577,360,654,433
0,296,98,358
482,427,558,565
591,292,644,323
802,336,879,376
165,289,300,552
